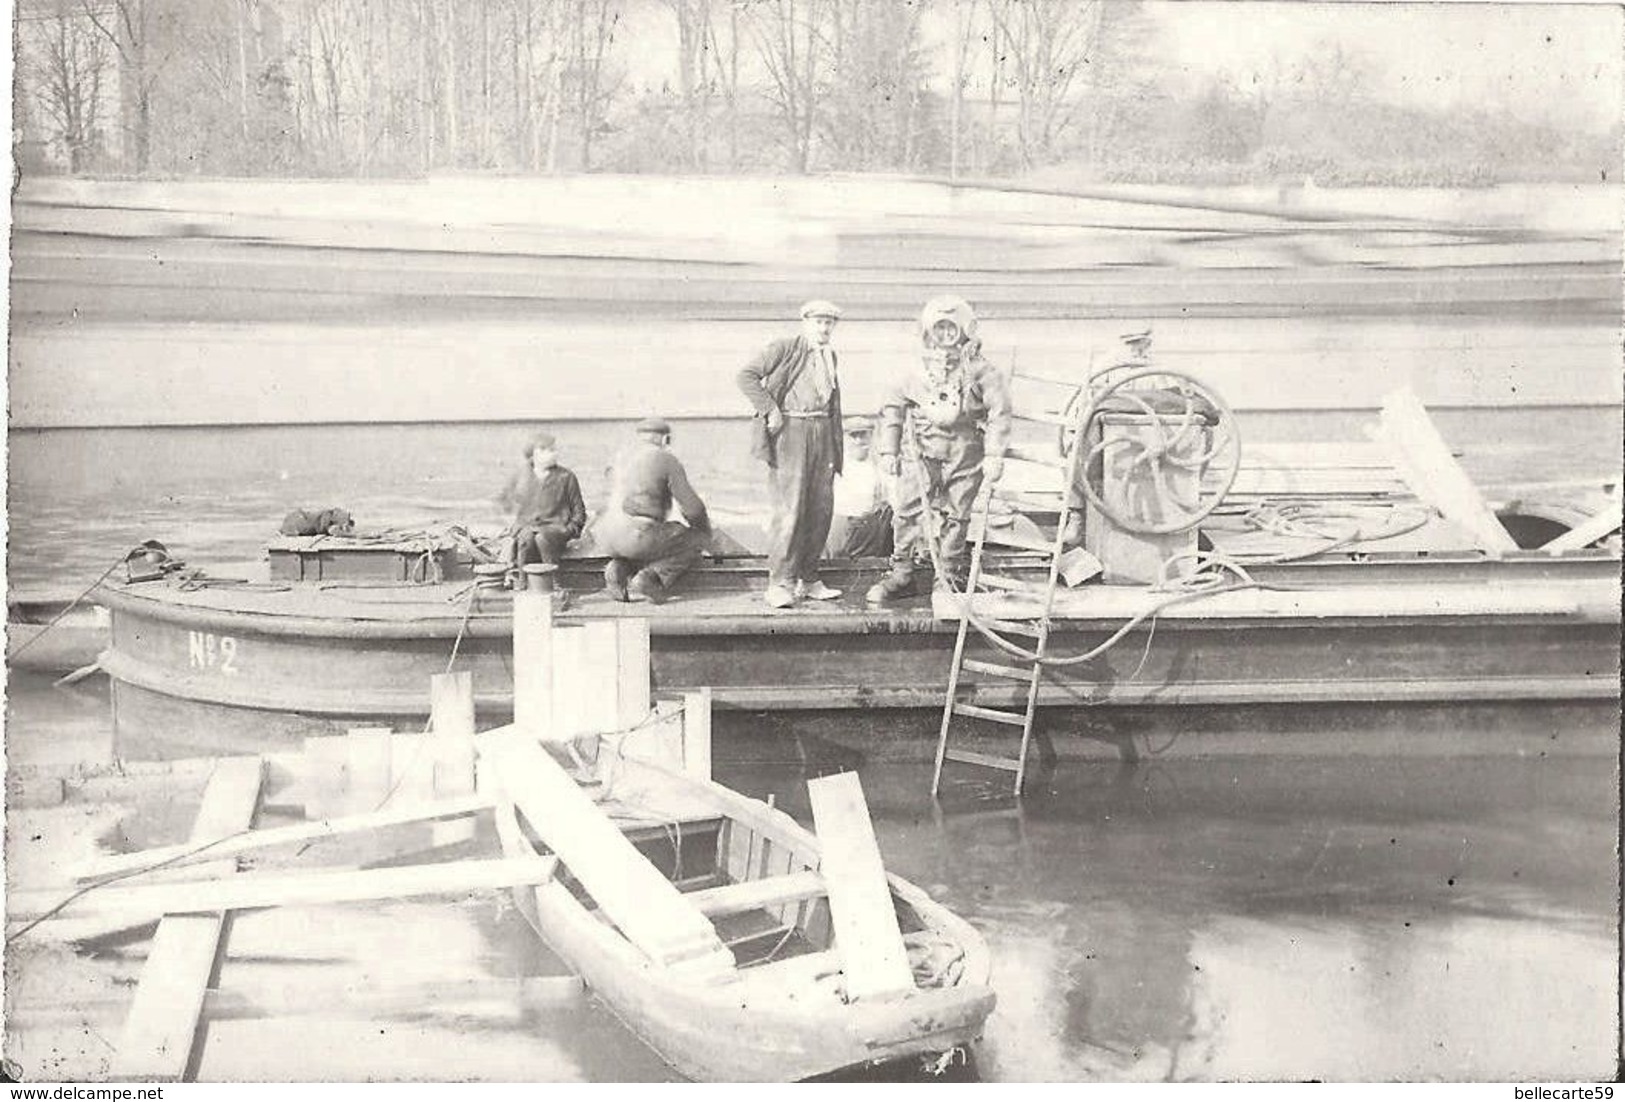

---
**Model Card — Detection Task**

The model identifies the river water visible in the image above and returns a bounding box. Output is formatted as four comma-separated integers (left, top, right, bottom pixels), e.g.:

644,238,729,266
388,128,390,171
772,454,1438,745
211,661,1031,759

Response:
4,671,1617,1082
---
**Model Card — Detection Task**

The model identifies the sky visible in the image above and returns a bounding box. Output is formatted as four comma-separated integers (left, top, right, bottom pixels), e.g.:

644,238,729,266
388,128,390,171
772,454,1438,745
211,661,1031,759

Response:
1149,2,1623,130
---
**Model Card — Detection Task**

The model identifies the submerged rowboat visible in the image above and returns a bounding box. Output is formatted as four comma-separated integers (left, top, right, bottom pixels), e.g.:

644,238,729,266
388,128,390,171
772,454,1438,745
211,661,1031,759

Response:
490,749,995,1081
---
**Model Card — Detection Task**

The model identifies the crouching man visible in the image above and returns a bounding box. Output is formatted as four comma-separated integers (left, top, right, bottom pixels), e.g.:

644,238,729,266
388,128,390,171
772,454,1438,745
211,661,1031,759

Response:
596,418,712,605
866,296,1012,605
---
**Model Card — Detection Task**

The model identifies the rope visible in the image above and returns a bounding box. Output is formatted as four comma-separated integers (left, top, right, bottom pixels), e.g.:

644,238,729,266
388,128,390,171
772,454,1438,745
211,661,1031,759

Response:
7,560,122,661
4,760,271,944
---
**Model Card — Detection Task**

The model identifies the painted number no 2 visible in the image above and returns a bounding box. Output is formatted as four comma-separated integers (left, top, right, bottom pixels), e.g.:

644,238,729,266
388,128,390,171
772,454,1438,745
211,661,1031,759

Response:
188,631,240,675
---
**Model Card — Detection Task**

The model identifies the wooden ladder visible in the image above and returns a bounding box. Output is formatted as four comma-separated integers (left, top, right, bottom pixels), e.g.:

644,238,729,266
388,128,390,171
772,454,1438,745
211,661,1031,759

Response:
929,372,1093,798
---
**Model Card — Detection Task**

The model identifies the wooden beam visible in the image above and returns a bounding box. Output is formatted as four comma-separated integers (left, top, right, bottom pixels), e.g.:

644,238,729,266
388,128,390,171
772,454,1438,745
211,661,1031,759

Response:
513,586,554,739
681,687,713,782
347,727,394,812
615,618,652,730
806,772,914,1001
114,756,264,1081
685,870,823,917
429,671,478,844
1370,387,1517,555
479,731,731,973
1543,500,1622,555
15,976,586,1025
18,857,558,937
71,793,492,883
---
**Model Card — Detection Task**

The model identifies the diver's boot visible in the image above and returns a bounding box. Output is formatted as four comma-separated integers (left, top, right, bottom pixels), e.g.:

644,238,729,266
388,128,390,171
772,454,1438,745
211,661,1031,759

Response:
865,564,922,606
629,570,670,606
603,561,631,603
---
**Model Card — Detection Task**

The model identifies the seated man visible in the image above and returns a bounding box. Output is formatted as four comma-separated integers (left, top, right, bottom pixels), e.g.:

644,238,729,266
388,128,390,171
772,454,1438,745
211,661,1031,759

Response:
825,415,894,558
596,418,712,605
496,432,588,573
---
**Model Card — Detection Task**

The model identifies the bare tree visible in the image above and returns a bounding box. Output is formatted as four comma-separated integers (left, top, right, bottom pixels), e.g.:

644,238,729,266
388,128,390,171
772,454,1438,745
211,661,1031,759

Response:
21,0,110,171
80,0,172,171
663,0,717,170
987,0,1101,168
947,0,977,178
746,0,830,172
565,0,622,170
708,0,745,169
820,0,928,171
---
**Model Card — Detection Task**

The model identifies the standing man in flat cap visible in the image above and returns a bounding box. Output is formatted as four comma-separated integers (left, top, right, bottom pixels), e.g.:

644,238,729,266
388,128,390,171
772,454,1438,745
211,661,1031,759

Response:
596,418,712,604
738,299,846,609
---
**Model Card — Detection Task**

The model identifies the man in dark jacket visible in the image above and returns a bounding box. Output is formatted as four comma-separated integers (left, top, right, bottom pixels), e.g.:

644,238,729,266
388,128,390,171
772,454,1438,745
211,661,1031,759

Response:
497,432,588,570
596,419,712,605
737,299,846,610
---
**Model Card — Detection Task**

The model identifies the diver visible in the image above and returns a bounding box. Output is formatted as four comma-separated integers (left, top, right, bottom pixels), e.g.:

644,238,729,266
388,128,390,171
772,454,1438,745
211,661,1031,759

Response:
866,296,1012,605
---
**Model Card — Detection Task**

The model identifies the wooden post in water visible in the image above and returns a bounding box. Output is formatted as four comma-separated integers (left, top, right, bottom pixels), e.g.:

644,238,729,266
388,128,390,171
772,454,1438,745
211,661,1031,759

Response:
115,757,264,1080
614,619,652,730
513,564,556,741
429,670,477,844
681,686,712,782
346,727,394,814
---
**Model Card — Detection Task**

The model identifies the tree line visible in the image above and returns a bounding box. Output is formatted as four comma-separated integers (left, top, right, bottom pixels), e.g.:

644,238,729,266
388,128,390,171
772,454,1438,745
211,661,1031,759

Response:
14,0,1618,184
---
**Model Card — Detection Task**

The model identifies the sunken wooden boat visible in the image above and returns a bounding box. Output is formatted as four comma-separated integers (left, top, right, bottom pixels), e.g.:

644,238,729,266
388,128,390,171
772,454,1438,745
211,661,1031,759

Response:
486,748,994,1082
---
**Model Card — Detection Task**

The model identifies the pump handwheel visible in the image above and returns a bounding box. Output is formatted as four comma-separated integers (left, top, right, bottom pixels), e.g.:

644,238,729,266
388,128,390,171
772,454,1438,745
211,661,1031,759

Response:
1061,367,1241,536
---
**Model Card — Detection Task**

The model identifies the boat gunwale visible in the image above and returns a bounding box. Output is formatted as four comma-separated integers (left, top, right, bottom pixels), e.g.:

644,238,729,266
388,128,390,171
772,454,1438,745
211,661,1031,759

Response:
495,755,995,1081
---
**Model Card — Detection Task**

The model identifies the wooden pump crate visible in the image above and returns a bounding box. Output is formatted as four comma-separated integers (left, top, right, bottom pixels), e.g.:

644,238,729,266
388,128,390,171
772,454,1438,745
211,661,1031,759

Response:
267,536,459,583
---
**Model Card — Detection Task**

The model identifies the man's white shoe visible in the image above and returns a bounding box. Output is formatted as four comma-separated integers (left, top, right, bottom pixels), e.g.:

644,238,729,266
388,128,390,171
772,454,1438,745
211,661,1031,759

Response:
797,580,843,601
764,584,797,609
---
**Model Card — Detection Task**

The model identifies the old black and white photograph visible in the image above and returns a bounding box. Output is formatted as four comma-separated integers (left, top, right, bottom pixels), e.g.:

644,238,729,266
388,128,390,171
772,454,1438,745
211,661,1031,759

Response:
3,0,1621,1085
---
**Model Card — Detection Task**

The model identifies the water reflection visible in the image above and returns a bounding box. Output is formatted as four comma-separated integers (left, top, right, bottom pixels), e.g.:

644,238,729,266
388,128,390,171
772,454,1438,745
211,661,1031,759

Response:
4,674,1615,1081
719,751,1618,1082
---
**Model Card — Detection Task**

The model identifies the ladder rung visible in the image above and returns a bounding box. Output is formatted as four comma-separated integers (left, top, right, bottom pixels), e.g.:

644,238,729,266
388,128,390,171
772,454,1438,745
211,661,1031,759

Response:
992,485,1066,511
961,658,1036,680
944,748,1023,772
1010,371,1079,389
952,702,1029,727
980,527,1057,553
976,572,1040,593
1006,444,1068,469
979,616,1045,637
1011,409,1073,426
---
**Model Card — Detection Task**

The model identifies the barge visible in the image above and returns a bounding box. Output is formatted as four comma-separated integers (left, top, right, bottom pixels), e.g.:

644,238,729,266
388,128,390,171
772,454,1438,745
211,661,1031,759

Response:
67,523,1617,761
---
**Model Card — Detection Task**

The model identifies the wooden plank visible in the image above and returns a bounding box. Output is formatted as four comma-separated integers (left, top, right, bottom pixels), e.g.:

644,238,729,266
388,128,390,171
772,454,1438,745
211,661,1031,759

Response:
1370,387,1517,555
479,732,731,973
72,793,492,882
1542,501,1622,554
729,949,843,995
580,619,622,736
115,756,264,1081
388,732,436,806
685,870,825,917
549,625,587,739
346,727,394,814
681,687,713,782
614,618,652,730
805,772,914,1001
20,857,558,934
302,735,350,821
512,587,554,739
428,671,477,844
